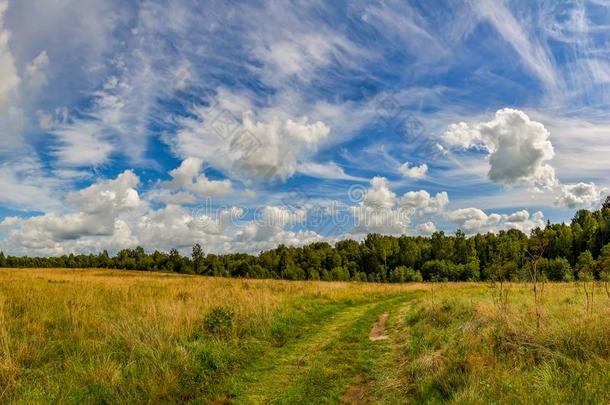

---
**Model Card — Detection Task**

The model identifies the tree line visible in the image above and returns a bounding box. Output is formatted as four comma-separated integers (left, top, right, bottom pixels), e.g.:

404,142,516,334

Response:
2,198,610,283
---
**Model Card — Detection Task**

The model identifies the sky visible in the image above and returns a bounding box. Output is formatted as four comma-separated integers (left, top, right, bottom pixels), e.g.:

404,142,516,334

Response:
0,0,609,256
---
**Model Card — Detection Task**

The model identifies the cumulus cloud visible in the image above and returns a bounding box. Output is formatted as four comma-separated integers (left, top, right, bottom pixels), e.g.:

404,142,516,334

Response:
447,207,545,234
447,208,502,232
347,177,449,236
0,170,144,256
136,202,319,255
66,170,143,215
399,162,428,179
399,190,449,214
504,210,545,233
362,177,397,209
156,191,198,206
348,177,409,235
443,108,557,188
164,157,233,198
166,95,331,183
136,204,225,250
240,206,307,242
556,182,606,209
0,170,323,256
417,221,437,235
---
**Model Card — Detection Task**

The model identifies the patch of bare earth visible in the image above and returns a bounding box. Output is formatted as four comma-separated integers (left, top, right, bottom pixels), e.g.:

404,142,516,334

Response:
369,312,389,341
341,374,373,404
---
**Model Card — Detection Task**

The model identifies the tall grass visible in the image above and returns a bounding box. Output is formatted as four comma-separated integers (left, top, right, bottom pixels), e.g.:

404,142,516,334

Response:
2,269,610,403
0,268,418,403
395,283,610,404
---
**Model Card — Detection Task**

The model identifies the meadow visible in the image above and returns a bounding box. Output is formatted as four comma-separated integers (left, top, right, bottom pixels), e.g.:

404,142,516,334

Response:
0,268,609,404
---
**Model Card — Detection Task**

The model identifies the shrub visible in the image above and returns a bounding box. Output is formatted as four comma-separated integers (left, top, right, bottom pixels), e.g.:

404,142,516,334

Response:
330,266,350,281
391,266,423,283
202,306,234,339
540,257,573,281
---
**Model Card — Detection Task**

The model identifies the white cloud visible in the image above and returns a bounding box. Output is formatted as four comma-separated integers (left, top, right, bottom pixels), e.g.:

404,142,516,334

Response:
399,190,449,214
349,205,411,236
0,170,144,256
362,177,396,209
297,161,363,181
167,100,331,182
362,1,447,66
443,108,557,188
241,189,257,199
505,209,530,223
172,60,192,90
253,32,358,84
0,170,324,256
164,157,233,198
399,162,428,179
67,170,143,215
505,210,545,233
417,221,436,235
473,0,559,89
0,1,19,112
0,1,25,155
51,120,115,166
0,158,63,212
556,182,606,209
240,206,307,242
24,50,49,91
346,177,450,236
136,204,219,250
36,107,69,131
348,177,409,235
447,207,545,234
447,208,502,232
157,191,197,206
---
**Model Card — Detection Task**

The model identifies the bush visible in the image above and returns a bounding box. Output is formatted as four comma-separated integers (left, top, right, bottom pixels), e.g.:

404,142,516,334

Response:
330,266,350,281
421,260,478,281
540,257,573,281
391,266,423,283
202,307,234,339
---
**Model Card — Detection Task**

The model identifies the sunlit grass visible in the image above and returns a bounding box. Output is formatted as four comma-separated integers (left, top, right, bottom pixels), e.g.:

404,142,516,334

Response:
1,269,610,404
384,282,610,404
0,268,420,403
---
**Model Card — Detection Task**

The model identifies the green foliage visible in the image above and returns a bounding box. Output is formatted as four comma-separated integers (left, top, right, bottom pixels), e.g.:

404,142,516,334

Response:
576,251,596,281
540,257,573,281
201,307,235,339
192,243,205,274
391,266,423,283
330,266,350,281
598,243,610,279
3,199,610,283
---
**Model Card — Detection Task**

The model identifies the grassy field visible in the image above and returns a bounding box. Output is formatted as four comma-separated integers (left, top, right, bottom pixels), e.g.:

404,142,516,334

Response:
0,269,609,404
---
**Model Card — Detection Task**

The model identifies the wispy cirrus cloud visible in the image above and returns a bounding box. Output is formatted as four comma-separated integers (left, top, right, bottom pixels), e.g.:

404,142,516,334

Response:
0,0,609,256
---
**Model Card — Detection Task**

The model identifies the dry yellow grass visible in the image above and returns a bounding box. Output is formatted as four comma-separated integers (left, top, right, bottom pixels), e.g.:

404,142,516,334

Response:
0,268,420,403
381,282,610,404
3,269,610,404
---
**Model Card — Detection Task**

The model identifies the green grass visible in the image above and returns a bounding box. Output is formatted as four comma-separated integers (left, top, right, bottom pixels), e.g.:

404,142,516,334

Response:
377,284,610,405
2,269,610,404
229,294,410,404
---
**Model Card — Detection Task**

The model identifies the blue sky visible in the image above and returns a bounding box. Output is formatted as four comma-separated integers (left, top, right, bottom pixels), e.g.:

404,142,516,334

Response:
0,0,609,256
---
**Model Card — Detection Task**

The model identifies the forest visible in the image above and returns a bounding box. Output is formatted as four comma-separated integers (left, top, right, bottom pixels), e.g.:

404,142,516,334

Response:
2,198,610,283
